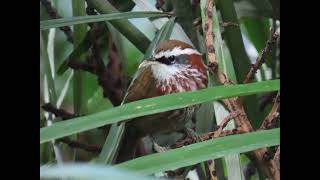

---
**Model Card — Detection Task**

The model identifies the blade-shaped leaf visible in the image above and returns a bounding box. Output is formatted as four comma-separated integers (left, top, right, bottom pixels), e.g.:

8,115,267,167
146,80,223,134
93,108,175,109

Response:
143,17,175,60
40,11,170,30
56,30,93,75
40,80,279,143
234,0,274,19
40,163,160,180
97,123,125,164
87,0,152,53
132,0,193,46
116,128,280,175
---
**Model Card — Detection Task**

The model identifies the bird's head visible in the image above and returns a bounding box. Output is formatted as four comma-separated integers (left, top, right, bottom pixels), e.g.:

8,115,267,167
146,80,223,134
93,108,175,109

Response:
132,40,208,95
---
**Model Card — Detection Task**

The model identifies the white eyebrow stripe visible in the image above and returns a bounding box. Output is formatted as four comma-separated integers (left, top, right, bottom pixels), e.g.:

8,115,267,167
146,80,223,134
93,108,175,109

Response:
153,47,201,59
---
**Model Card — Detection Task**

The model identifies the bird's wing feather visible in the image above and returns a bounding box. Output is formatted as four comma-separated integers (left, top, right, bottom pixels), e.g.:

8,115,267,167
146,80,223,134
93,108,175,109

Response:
123,65,160,103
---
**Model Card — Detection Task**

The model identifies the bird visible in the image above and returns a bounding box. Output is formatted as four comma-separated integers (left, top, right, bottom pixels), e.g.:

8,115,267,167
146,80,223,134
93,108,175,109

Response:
117,39,208,162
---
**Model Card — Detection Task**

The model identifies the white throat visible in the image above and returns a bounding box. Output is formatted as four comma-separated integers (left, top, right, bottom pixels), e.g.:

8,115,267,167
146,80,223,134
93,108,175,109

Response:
150,62,203,92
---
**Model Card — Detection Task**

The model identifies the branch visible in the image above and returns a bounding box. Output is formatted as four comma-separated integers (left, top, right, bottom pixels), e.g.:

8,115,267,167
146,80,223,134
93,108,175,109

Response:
220,21,239,28
68,58,96,74
204,1,279,179
40,0,73,43
214,110,241,137
204,0,252,134
260,92,280,130
56,137,102,153
41,103,75,120
172,127,245,149
273,146,280,171
66,21,125,106
243,30,280,84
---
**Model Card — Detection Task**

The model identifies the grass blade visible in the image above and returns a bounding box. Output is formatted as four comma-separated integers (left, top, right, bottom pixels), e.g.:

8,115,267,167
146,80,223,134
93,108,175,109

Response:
40,11,170,30
72,0,88,115
40,80,279,143
40,163,159,180
97,123,125,164
87,0,152,53
116,128,280,175
143,17,175,60
132,0,193,46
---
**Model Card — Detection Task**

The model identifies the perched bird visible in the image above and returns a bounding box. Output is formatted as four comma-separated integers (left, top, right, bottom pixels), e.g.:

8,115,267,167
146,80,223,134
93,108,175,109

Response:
117,40,208,162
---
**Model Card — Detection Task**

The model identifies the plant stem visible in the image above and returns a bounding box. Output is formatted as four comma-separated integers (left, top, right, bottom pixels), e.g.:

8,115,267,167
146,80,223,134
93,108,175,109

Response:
87,0,151,53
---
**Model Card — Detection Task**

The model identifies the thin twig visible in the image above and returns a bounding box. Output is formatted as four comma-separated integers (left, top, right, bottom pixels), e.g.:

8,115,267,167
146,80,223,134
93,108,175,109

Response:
204,1,279,179
56,138,102,153
204,0,252,135
214,110,241,137
207,160,218,180
193,17,202,27
65,21,125,106
40,0,73,43
260,92,280,130
273,146,280,170
172,127,245,149
68,58,96,74
220,21,239,28
243,31,280,84
42,103,75,120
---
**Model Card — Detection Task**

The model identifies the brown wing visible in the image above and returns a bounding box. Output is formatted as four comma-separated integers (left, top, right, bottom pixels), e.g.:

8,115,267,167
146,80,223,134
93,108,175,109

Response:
124,66,160,103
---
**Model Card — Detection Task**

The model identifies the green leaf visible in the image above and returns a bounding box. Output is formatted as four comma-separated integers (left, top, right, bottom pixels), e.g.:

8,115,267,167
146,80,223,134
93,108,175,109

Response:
56,31,93,75
87,88,113,114
171,0,199,48
97,123,125,164
40,163,160,180
72,0,88,115
40,11,170,30
40,80,279,143
132,0,194,46
240,17,270,53
87,0,152,53
115,128,280,175
234,0,274,19
143,17,175,60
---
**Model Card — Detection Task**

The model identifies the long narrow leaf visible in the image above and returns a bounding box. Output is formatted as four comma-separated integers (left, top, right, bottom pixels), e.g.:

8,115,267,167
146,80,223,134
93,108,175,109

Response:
40,11,170,30
143,17,175,60
40,163,159,180
40,80,279,143
116,128,280,175
87,0,151,53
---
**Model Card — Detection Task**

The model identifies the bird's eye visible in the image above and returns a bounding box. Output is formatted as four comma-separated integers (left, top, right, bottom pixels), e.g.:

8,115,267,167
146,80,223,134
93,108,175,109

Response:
168,56,175,63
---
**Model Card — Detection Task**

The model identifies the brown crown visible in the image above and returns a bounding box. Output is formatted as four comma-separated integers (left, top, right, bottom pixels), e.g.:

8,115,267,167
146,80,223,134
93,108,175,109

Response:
154,40,194,54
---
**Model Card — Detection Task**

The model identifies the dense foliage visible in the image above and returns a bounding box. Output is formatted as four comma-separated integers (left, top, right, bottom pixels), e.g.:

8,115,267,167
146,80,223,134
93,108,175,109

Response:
40,0,280,179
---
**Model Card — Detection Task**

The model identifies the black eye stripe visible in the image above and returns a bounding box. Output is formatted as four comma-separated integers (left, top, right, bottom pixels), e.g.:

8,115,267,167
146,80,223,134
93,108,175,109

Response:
168,56,175,62
155,56,176,65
